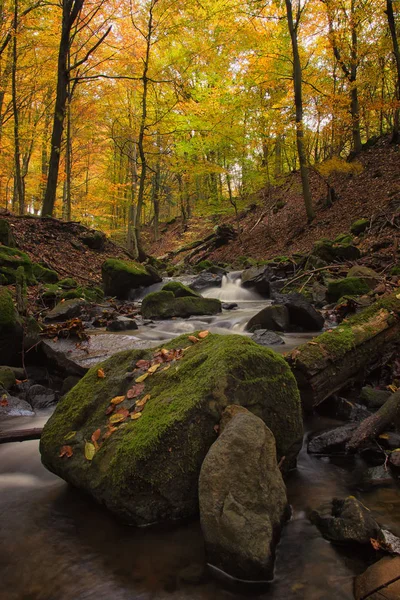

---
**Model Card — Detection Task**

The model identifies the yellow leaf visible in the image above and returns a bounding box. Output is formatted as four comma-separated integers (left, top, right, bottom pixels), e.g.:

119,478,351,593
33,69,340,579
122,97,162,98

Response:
131,412,142,420
64,431,77,441
111,395,125,405
198,330,209,339
136,373,149,383
379,433,389,440
136,394,150,408
148,364,160,374
85,441,96,461
109,413,126,424
388,384,398,393
97,368,105,379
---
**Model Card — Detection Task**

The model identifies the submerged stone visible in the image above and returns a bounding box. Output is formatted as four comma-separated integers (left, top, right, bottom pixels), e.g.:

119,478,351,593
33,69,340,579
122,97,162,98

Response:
40,333,302,526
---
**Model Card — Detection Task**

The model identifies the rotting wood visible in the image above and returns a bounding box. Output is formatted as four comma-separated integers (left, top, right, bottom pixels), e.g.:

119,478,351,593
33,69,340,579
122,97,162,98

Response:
0,427,42,444
347,391,400,452
286,291,400,410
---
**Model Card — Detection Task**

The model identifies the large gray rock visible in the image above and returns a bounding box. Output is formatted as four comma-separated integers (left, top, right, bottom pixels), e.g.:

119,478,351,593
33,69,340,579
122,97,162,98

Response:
45,299,86,322
241,265,274,297
0,389,34,417
27,384,57,409
272,293,324,331
191,272,224,291
251,330,284,347
199,408,288,580
141,290,221,319
308,424,358,454
246,305,289,333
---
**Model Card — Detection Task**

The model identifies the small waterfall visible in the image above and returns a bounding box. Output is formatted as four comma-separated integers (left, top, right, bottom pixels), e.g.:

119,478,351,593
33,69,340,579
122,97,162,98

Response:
202,272,262,302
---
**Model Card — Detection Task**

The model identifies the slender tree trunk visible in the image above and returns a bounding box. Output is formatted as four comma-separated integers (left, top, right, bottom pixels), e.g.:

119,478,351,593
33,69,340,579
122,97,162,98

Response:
386,0,400,143
350,8,362,153
285,0,314,222
62,83,72,221
11,0,23,215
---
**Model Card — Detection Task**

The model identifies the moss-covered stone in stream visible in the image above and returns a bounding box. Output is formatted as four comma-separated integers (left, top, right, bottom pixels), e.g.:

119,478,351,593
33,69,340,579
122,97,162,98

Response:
162,281,200,298
0,366,16,390
0,246,34,284
32,263,59,284
327,277,370,302
40,333,302,526
141,290,221,319
102,258,162,299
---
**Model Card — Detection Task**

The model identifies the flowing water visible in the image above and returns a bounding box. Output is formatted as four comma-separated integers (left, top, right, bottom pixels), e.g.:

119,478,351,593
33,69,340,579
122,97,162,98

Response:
1,276,399,600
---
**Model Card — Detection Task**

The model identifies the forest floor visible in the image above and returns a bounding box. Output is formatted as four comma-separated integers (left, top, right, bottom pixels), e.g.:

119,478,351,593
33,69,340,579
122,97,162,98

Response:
144,135,400,267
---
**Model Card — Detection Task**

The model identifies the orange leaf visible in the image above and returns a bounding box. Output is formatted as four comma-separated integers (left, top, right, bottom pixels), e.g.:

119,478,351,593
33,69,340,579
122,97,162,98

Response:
97,368,106,379
198,330,209,339
91,428,101,443
136,394,151,408
0,397,8,407
59,445,73,458
110,395,125,405
136,359,151,370
370,538,382,551
188,335,199,344
115,408,129,418
105,405,114,415
127,383,145,399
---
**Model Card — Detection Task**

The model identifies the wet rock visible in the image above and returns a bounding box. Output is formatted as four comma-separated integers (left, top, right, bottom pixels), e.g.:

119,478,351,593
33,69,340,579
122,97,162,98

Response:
241,265,273,297
308,424,358,454
272,293,324,331
222,302,238,310
246,305,289,333
27,384,57,409
378,432,400,451
0,366,16,390
354,557,400,600
191,271,224,291
102,259,162,300
0,389,34,417
40,334,302,525
0,287,23,366
389,449,400,471
199,408,288,580
61,375,82,396
106,316,138,332
141,291,221,319
312,282,328,307
251,329,284,347
316,396,371,422
347,266,380,289
269,279,287,298
362,465,394,488
311,496,383,545
162,281,200,298
360,386,391,409
45,298,86,322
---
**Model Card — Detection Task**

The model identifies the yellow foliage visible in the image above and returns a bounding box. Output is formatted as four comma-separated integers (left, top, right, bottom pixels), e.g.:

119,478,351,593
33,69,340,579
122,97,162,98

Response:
317,157,364,179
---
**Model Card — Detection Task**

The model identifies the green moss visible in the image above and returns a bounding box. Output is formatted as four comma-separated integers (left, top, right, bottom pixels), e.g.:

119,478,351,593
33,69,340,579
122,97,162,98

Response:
102,259,147,277
313,239,361,263
327,277,370,302
0,287,16,328
141,291,221,319
0,219,15,247
350,218,369,236
32,263,59,284
0,246,34,284
194,260,214,273
391,265,400,277
0,366,16,390
59,278,78,289
63,286,104,302
334,233,353,245
162,281,200,298
102,258,161,299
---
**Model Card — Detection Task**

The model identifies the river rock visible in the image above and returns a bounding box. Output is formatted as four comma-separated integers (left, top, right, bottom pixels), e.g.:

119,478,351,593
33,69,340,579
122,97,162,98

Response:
199,408,288,580
102,259,162,300
0,366,16,390
327,277,370,302
162,281,200,298
106,316,138,332
315,396,371,422
0,389,34,417
347,266,380,289
222,302,238,310
191,271,224,291
310,496,383,545
354,557,400,600
360,386,391,409
246,305,289,333
241,265,274,297
362,465,394,488
141,290,221,319
0,287,23,366
272,293,324,331
27,384,57,409
45,298,86,322
308,423,358,454
251,330,284,347
40,333,302,525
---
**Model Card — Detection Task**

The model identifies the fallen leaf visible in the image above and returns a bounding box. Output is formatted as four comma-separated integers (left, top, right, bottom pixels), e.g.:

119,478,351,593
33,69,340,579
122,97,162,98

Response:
213,424,219,434
111,395,125,405
136,394,150,408
308,341,318,346
379,433,390,440
148,363,160,374
127,383,145,398
131,412,142,420
388,384,398,393
59,445,73,458
85,441,96,461
105,405,114,415
160,348,169,356
97,368,105,379
161,364,171,372
64,431,77,440
136,359,151,370
198,330,209,339
115,408,129,418
102,426,117,440
370,538,382,551
91,428,101,443
136,373,149,383
0,397,8,407
109,413,127,424
188,335,199,343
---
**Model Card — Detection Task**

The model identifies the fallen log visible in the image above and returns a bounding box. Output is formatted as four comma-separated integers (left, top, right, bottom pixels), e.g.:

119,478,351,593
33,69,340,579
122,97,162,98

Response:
0,427,42,444
286,291,400,410
346,391,400,452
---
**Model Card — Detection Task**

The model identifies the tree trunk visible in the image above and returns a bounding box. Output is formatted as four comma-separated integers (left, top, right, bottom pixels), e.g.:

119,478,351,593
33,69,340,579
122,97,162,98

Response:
386,0,400,143
285,0,315,222
11,0,24,215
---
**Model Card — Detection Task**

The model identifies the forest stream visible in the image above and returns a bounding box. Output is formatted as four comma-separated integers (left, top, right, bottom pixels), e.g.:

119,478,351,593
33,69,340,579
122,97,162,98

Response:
1,275,399,600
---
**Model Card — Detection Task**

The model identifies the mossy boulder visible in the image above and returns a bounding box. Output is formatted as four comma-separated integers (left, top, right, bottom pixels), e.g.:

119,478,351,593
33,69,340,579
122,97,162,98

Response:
32,263,59,284
334,233,354,245
162,281,200,298
0,287,22,365
313,239,361,263
0,366,16,390
141,290,221,319
327,277,370,302
351,219,369,236
347,266,379,290
0,219,15,247
62,286,104,303
102,259,162,299
0,246,34,284
40,333,302,525
59,278,77,289
79,230,106,250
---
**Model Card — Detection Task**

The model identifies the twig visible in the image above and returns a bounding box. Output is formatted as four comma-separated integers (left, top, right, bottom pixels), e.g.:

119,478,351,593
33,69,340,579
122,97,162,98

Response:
280,265,345,291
